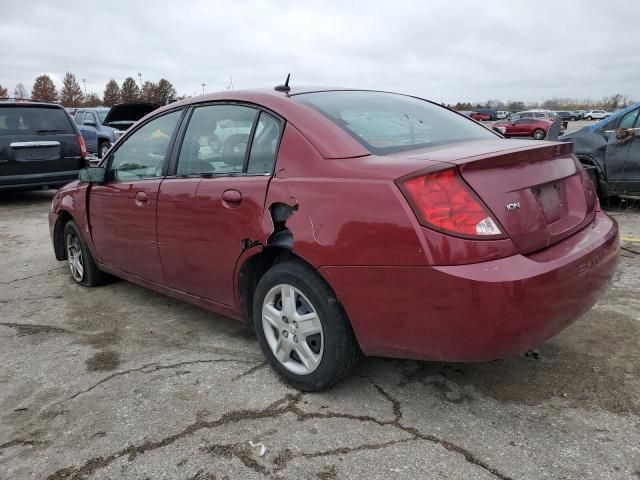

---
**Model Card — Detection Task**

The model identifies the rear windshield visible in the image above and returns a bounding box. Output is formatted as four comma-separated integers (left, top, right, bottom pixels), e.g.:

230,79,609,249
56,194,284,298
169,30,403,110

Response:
0,106,75,135
293,91,497,154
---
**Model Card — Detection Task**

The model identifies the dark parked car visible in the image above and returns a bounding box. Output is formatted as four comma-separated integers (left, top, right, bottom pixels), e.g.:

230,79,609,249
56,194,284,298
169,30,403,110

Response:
556,111,574,121
48,87,618,391
491,117,556,139
561,102,640,198
75,102,158,159
0,101,87,191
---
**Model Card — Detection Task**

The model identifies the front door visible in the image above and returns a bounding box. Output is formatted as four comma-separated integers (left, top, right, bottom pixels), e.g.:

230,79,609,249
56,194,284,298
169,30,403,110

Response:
157,103,283,307
89,109,184,282
605,107,640,195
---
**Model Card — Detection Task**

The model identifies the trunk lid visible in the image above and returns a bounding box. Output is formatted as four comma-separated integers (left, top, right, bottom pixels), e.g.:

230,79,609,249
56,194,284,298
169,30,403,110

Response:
392,139,597,254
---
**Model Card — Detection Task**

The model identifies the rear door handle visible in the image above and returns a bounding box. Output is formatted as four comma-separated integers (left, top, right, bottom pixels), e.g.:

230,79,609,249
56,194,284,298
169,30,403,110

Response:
222,189,242,207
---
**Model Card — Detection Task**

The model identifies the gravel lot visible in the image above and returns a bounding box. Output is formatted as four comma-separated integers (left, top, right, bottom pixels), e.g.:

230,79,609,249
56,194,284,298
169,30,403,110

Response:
1,190,639,480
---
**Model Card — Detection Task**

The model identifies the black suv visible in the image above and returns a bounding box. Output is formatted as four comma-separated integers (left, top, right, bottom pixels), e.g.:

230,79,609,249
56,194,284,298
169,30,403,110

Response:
0,101,87,191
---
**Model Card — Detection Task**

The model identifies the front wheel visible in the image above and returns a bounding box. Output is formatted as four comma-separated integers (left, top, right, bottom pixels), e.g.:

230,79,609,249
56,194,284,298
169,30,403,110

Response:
63,220,110,287
253,260,361,391
533,128,545,140
587,116,593,121
99,141,111,159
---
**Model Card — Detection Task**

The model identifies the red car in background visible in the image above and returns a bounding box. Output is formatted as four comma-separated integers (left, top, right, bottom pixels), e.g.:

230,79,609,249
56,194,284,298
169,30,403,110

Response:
470,111,491,121
48,87,618,391
492,117,556,140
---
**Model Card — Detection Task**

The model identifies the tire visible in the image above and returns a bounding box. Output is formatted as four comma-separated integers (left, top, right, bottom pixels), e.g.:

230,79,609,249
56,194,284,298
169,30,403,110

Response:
533,128,545,140
252,260,361,391
570,116,576,121
99,141,111,159
63,220,110,287
587,116,593,121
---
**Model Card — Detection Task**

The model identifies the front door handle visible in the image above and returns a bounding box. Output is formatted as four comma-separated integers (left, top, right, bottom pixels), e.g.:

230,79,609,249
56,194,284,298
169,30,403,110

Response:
222,189,242,208
135,191,148,206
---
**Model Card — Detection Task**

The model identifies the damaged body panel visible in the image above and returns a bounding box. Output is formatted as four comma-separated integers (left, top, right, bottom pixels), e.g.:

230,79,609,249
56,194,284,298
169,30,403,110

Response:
561,102,640,198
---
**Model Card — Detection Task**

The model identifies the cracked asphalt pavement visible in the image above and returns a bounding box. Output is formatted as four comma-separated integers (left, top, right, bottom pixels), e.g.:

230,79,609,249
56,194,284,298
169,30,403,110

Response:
1,191,639,480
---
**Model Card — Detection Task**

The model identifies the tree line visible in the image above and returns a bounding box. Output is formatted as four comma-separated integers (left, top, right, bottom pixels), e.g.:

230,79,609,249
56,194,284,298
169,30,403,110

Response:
451,94,635,112
0,73,178,107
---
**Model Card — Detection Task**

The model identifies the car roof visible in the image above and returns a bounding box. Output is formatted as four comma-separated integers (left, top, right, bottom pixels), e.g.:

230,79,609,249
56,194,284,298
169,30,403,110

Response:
0,100,63,109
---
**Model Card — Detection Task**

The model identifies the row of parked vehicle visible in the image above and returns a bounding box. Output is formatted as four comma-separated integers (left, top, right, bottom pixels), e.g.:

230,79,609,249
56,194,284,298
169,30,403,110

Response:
0,99,158,191
467,108,612,122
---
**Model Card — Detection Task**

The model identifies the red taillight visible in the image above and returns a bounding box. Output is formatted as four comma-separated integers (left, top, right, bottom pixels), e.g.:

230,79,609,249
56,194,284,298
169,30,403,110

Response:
77,135,87,159
400,169,502,237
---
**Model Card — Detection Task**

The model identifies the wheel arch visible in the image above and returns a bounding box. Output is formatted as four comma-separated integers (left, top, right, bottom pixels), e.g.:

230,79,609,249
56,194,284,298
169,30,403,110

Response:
53,210,75,260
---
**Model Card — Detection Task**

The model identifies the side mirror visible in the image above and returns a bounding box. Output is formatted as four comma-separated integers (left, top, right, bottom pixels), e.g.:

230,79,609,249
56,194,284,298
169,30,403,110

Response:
79,167,106,184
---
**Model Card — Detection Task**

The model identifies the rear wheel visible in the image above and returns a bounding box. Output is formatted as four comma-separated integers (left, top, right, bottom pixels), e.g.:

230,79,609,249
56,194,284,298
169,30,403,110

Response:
533,128,545,140
253,260,361,391
63,220,110,287
570,116,576,121
587,116,593,121
99,141,111,159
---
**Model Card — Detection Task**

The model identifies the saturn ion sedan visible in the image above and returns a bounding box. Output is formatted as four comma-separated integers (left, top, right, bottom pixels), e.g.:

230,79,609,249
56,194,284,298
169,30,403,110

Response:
48,87,619,391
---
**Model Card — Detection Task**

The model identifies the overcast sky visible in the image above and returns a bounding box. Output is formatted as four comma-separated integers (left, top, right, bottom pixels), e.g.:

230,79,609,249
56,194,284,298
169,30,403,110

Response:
1,0,638,103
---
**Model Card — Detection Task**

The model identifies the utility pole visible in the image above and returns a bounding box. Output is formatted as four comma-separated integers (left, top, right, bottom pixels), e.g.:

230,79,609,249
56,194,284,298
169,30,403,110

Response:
201,83,205,94
82,78,87,95
138,72,142,89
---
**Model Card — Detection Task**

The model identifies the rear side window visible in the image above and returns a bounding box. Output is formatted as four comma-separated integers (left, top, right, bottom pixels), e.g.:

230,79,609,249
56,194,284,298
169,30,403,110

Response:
0,107,75,135
177,105,258,176
294,91,496,154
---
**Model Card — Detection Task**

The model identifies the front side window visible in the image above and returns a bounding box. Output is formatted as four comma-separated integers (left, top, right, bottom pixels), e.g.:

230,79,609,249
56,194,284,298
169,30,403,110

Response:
618,109,639,129
83,112,96,125
109,110,182,181
177,105,257,176
294,91,496,155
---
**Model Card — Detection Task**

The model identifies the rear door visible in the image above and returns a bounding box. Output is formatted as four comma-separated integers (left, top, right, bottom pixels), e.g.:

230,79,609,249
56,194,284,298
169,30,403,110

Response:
604,106,640,195
157,104,282,307
0,105,83,184
89,109,184,282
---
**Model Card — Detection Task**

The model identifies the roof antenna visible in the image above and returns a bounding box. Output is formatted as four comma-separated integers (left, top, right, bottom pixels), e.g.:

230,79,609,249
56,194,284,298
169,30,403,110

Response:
275,73,291,93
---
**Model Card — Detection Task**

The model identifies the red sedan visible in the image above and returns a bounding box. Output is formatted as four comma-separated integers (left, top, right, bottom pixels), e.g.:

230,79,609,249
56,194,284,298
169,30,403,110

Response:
492,117,554,139
48,87,619,391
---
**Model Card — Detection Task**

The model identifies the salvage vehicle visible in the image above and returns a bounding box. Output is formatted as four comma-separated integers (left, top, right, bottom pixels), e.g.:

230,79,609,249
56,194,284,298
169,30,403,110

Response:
75,102,158,159
561,102,640,198
0,100,87,191
491,117,557,139
48,87,619,391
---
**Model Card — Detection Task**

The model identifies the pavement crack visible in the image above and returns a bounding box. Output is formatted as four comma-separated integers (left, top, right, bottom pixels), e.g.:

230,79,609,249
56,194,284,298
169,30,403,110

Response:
232,361,268,381
67,358,260,400
0,438,44,450
0,266,65,285
203,443,271,477
46,393,302,480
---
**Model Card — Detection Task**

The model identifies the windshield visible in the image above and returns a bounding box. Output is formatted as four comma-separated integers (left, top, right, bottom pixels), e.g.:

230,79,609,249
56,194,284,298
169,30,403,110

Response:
0,106,75,135
293,91,497,155
97,110,108,123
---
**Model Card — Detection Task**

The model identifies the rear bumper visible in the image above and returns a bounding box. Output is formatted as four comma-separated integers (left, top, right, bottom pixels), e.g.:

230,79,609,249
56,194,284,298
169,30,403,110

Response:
0,170,80,191
320,211,619,362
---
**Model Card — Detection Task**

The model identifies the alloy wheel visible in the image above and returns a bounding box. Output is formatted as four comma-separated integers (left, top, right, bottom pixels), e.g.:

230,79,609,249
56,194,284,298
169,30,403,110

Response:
66,233,84,282
261,284,324,375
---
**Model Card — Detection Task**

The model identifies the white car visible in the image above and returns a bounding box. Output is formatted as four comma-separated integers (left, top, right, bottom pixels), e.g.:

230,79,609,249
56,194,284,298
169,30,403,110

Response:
584,110,610,120
496,110,509,119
